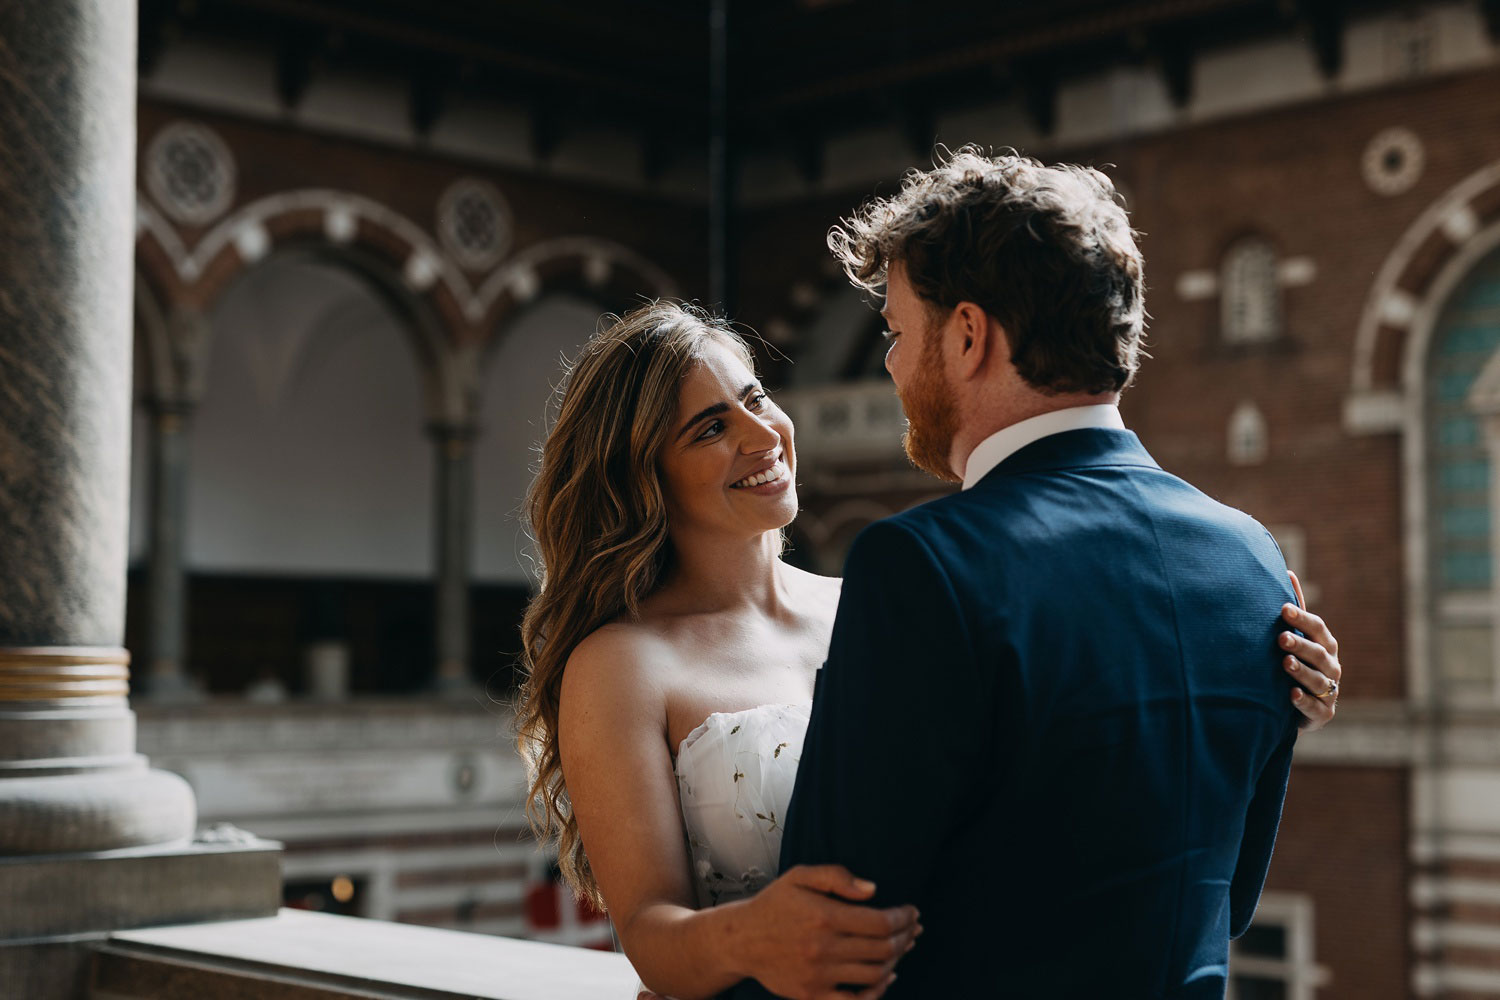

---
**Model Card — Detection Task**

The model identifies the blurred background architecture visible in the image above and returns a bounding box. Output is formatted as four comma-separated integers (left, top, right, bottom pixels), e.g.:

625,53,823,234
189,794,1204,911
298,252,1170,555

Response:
8,0,1500,996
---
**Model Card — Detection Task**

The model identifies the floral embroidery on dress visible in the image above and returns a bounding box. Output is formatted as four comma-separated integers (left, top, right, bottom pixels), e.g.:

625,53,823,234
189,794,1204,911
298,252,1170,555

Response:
673,702,812,910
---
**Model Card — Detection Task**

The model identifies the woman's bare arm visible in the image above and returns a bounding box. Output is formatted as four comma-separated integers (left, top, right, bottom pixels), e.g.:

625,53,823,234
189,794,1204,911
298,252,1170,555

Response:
559,626,744,997
558,627,918,1000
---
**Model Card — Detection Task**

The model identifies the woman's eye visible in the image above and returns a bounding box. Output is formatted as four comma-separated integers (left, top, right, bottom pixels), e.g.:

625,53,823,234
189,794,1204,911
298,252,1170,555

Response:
748,392,769,410
696,420,724,441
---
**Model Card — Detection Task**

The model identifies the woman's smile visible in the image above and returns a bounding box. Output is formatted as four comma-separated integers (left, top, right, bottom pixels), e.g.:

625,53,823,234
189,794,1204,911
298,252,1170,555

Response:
730,458,789,491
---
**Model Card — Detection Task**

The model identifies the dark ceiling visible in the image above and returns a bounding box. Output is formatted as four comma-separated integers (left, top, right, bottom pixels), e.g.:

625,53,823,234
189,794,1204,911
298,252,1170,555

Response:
141,0,1497,182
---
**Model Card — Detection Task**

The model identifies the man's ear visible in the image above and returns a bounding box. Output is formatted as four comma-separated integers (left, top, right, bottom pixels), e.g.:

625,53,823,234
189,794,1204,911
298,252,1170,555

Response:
952,301,992,379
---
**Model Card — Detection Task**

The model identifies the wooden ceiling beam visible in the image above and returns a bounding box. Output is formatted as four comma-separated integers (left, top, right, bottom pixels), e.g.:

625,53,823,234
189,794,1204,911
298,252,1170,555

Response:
138,0,178,78
1298,0,1344,79
274,31,322,112
1482,0,1500,41
1020,62,1058,137
1152,26,1195,108
227,0,695,110
409,62,449,138
744,0,1253,112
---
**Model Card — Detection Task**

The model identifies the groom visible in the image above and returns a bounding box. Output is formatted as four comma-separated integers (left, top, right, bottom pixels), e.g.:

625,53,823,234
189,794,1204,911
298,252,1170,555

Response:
733,150,1335,998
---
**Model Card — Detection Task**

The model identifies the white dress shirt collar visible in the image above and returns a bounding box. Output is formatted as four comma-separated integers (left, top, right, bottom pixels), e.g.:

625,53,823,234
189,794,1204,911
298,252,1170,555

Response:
961,404,1126,490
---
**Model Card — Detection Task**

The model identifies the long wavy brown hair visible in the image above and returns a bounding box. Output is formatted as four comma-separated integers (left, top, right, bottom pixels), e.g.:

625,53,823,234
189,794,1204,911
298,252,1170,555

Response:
516,300,756,907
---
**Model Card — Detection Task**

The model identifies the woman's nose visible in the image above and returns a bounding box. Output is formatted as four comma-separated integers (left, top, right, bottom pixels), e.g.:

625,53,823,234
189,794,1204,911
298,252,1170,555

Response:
742,413,781,453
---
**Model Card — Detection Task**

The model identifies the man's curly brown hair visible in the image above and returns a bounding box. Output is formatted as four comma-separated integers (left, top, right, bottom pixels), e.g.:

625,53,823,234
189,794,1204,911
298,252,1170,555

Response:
829,146,1147,394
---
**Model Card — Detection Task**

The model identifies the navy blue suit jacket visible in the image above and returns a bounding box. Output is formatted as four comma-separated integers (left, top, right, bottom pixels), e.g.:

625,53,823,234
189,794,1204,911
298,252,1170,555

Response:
731,428,1299,999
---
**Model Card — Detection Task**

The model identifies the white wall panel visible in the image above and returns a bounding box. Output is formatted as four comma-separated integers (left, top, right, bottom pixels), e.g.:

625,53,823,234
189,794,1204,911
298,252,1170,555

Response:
189,257,430,576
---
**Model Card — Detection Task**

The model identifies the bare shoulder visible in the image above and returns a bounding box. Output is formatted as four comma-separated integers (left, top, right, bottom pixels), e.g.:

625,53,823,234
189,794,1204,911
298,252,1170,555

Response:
559,620,675,730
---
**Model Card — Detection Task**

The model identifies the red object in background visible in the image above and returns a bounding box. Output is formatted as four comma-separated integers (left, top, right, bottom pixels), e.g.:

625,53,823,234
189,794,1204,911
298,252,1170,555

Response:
524,861,613,949
525,878,561,929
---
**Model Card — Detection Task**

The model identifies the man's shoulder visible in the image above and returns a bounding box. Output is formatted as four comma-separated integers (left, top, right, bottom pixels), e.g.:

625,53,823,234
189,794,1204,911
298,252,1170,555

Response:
844,493,1010,579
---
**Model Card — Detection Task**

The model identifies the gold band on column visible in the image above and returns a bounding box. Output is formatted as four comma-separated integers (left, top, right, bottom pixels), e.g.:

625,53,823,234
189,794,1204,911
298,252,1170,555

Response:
0,647,130,700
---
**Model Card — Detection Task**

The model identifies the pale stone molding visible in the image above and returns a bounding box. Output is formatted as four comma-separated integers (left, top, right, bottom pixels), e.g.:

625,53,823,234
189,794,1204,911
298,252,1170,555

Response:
134,189,679,328
144,121,238,225
436,177,513,271
1277,255,1317,287
1341,208,1500,702
1443,202,1481,244
102,909,639,999
1227,400,1269,465
1342,388,1407,434
1468,349,1500,703
1229,892,1328,1000
1414,963,1500,996
1380,287,1418,328
1174,269,1218,301
1349,159,1500,396
1362,126,1425,196
1175,256,1313,304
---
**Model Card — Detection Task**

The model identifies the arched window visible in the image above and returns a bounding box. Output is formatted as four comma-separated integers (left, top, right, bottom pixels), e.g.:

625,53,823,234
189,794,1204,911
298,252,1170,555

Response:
1427,247,1500,699
1228,401,1269,466
1221,236,1282,345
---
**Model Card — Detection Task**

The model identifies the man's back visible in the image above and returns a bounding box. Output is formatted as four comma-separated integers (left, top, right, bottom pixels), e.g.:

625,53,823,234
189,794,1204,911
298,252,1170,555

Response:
771,428,1299,999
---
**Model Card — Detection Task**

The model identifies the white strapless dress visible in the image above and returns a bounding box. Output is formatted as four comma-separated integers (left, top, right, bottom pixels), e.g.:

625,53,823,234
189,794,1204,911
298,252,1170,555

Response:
634,703,814,999
674,702,813,909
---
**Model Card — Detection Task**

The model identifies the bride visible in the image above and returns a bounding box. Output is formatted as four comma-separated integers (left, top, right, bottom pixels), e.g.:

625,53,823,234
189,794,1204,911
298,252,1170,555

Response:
515,301,1341,1000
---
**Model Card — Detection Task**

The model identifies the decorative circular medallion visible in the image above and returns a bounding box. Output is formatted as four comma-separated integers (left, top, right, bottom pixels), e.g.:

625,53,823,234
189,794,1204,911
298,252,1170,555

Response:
437,178,512,271
144,122,237,225
1362,127,1424,196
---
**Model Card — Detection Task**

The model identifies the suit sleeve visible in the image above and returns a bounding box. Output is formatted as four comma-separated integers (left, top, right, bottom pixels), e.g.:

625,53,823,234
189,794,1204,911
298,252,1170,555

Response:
1229,722,1297,937
776,518,991,910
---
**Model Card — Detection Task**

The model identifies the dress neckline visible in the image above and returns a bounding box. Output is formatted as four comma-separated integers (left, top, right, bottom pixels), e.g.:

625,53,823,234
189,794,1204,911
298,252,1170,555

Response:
674,702,812,762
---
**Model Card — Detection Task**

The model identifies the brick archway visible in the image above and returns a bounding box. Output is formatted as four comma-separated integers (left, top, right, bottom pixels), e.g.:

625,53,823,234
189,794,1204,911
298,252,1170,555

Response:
1346,160,1500,432
1342,159,1500,702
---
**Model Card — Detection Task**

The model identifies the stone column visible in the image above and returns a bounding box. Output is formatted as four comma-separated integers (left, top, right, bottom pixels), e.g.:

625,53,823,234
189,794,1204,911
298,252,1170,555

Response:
0,3,278,993
142,397,199,699
0,0,195,847
431,422,477,693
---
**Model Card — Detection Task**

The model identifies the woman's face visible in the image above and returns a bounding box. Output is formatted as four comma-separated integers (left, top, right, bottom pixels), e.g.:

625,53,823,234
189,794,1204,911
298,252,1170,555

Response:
658,337,798,542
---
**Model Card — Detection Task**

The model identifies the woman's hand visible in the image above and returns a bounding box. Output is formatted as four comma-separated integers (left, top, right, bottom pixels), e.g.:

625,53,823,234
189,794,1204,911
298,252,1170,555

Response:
731,864,921,1000
1282,571,1342,732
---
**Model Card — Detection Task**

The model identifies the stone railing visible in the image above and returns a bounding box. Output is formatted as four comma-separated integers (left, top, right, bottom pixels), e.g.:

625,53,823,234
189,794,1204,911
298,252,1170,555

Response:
91,908,638,999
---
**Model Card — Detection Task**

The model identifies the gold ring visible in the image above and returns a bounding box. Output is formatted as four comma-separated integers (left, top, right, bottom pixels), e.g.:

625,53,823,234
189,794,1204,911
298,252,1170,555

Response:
1315,678,1339,701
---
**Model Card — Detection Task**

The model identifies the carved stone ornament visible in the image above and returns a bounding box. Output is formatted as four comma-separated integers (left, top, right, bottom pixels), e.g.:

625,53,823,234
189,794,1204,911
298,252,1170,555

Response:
437,178,513,271
1362,127,1424,197
145,121,237,225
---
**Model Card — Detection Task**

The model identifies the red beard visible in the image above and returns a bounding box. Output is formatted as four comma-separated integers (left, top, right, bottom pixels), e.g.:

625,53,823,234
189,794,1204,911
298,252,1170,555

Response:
899,325,961,484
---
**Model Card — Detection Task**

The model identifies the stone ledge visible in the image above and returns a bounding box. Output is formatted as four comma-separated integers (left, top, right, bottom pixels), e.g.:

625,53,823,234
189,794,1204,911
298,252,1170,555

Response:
94,909,638,1000
0,835,282,940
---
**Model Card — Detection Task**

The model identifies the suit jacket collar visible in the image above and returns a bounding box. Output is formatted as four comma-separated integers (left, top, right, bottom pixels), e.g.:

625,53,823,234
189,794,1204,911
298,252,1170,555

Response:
961,404,1125,488
971,428,1161,486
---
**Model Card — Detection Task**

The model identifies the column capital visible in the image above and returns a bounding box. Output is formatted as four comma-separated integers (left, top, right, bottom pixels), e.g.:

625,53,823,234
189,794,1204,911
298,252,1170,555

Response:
425,420,479,440
426,420,479,458
144,393,197,428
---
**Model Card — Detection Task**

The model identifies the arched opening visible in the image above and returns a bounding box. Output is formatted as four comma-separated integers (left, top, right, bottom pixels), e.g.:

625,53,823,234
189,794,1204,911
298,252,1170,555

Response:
184,253,437,695
473,294,606,584
1426,245,1500,701
472,295,606,689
